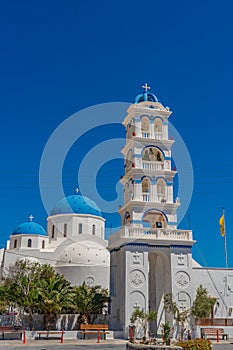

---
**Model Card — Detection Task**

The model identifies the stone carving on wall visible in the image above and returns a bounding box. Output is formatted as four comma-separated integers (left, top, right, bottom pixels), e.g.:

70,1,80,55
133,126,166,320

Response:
85,276,95,287
130,251,143,266
177,291,191,311
175,271,190,288
130,269,145,288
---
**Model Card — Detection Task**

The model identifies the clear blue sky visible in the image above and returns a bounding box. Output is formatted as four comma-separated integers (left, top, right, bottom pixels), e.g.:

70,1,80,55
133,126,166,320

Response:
0,0,233,268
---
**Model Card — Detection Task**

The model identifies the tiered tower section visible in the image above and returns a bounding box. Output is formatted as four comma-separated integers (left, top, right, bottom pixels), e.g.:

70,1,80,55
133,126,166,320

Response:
109,86,194,338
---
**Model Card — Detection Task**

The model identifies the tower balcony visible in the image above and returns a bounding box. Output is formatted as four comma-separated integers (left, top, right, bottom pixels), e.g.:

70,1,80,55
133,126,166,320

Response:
142,161,164,171
108,226,193,248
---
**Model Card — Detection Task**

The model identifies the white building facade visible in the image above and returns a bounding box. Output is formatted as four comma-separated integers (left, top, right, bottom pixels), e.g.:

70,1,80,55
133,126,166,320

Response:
2,194,110,289
108,86,233,338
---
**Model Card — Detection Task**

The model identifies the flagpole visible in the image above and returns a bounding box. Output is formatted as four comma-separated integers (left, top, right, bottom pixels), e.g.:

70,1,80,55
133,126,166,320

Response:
223,207,228,268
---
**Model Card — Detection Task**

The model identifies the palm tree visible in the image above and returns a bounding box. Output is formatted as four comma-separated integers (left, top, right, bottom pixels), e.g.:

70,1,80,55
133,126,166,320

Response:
37,265,75,330
74,283,110,324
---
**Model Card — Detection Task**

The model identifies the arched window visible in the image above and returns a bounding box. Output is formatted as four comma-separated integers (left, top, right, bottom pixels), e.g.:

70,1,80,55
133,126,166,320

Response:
79,223,82,234
42,240,45,249
14,239,17,248
52,225,55,238
92,224,96,235
154,118,162,139
27,239,32,248
64,223,67,237
142,177,151,202
141,116,150,138
157,178,166,202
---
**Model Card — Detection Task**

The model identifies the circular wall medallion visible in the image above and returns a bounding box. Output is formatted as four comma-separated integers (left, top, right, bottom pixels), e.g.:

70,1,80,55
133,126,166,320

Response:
85,276,95,287
175,271,190,288
129,270,145,288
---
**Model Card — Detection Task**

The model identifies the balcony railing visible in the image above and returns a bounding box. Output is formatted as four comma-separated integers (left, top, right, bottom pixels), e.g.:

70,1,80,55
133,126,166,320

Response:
108,227,193,246
142,161,164,170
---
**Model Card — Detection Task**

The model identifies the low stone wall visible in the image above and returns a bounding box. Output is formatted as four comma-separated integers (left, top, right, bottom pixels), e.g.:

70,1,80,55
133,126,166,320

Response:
126,344,182,350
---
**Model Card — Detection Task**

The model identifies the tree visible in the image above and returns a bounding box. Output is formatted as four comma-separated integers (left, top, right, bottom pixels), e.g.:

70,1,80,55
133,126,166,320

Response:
2,260,42,327
130,307,157,341
36,264,75,330
192,284,216,319
164,293,190,340
73,283,110,324
1,260,76,330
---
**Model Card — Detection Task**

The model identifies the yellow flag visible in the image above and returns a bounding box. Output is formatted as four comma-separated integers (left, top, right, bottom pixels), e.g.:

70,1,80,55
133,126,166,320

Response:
219,214,225,237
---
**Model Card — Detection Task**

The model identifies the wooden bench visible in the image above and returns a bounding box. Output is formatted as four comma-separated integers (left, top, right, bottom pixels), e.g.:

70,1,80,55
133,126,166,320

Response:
80,324,109,340
201,328,228,340
0,326,23,340
37,330,65,340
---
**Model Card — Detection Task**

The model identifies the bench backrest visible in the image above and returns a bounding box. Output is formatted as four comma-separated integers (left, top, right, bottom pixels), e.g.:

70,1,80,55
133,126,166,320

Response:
80,324,108,330
0,326,22,331
203,328,224,333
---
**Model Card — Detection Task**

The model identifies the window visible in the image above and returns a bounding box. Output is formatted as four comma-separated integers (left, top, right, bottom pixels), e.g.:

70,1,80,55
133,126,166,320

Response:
52,225,55,238
79,223,82,234
92,224,96,235
14,239,17,248
42,240,45,249
64,223,67,237
27,239,32,248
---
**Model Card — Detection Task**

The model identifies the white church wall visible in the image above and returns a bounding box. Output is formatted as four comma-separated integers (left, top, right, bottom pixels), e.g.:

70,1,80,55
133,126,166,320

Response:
192,267,233,318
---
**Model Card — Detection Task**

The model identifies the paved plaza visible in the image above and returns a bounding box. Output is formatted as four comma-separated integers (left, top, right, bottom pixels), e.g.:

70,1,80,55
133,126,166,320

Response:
0,339,232,350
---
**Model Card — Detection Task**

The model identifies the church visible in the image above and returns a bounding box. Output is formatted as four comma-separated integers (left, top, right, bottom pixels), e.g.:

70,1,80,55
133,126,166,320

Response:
1,85,233,338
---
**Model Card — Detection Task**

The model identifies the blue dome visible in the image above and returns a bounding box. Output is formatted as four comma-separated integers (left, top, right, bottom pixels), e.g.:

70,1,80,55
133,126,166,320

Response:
50,195,103,217
134,92,158,104
13,221,47,236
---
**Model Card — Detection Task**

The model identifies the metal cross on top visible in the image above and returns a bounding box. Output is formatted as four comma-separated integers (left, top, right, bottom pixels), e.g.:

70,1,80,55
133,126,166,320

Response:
29,215,34,222
142,83,150,92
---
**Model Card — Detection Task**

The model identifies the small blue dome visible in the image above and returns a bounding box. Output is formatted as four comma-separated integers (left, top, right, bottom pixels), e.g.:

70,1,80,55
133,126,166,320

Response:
13,221,47,236
134,92,158,104
50,195,103,217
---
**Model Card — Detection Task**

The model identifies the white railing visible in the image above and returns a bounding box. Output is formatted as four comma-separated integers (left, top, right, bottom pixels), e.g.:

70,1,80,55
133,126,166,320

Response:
142,161,164,170
154,132,162,140
108,227,193,246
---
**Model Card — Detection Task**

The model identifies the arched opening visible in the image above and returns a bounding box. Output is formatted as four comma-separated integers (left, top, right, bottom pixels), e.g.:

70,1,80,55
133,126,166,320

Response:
148,251,170,335
92,224,96,235
142,147,164,170
143,210,166,229
79,223,82,234
142,177,151,202
42,240,45,249
124,212,131,225
141,116,150,138
157,178,166,202
52,225,55,238
154,118,162,139
64,223,67,237
125,150,133,173
27,239,32,248
14,239,17,248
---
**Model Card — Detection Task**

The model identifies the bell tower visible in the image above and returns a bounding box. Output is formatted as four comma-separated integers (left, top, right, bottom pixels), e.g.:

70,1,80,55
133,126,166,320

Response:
119,83,179,230
109,85,195,339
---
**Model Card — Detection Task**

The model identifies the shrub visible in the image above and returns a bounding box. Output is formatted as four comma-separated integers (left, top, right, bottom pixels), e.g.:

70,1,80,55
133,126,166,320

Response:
177,338,212,350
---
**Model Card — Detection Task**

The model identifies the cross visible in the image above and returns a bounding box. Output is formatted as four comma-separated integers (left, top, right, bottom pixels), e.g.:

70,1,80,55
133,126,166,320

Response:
29,215,34,222
142,83,150,92
75,187,79,193
178,253,185,265
133,302,140,310
133,251,140,264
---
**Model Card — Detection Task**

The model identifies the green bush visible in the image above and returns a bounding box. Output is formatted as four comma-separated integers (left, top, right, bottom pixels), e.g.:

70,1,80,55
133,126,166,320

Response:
177,338,212,350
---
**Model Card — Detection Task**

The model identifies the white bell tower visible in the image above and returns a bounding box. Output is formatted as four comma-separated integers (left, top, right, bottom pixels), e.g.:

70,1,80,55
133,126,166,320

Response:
108,85,195,339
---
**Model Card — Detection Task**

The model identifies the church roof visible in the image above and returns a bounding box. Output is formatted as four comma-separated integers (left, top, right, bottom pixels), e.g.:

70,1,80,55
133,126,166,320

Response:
134,92,158,103
134,83,158,103
12,221,47,236
50,194,103,217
